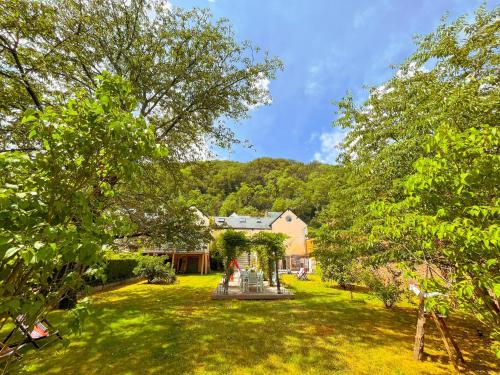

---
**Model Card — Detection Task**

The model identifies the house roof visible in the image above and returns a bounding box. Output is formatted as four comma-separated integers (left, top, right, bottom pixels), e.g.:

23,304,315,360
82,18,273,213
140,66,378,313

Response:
214,211,284,230
265,211,282,219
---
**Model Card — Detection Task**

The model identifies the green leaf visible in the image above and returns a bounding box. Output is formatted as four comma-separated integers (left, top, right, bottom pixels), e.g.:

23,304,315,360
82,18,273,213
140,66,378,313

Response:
21,114,37,124
5,247,20,258
493,284,500,298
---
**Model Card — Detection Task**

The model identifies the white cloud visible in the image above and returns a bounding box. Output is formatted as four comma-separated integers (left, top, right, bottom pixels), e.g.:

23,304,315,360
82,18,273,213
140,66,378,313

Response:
304,50,344,97
246,72,272,110
309,132,319,142
313,128,348,164
353,7,376,28
208,0,216,2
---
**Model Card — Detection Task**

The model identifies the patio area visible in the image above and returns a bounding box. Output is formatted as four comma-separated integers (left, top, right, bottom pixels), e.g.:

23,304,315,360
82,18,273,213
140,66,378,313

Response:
212,271,294,300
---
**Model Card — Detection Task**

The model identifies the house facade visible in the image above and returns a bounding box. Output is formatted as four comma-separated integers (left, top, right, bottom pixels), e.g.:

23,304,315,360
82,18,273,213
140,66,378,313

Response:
142,207,314,274
214,209,314,272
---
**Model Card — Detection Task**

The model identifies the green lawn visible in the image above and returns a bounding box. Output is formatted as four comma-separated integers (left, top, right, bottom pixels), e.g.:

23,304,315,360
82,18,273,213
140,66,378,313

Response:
4,274,498,374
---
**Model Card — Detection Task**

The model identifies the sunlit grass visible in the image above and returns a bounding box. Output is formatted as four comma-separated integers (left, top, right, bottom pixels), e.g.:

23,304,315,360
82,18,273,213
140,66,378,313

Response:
3,274,498,374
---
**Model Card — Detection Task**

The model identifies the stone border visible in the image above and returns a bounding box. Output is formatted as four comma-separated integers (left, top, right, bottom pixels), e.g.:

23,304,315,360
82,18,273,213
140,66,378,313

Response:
211,290,295,300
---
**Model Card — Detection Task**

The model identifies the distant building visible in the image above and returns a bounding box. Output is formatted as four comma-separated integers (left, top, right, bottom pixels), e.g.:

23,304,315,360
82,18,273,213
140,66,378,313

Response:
214,209,314,272
143,207,314,274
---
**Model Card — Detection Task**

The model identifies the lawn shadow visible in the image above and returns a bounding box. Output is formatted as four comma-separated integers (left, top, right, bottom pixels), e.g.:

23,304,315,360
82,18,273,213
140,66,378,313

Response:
5,274,498,375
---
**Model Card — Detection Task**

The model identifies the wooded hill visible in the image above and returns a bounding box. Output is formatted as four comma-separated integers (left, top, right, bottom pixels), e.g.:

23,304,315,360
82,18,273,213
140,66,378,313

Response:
179,158,339,225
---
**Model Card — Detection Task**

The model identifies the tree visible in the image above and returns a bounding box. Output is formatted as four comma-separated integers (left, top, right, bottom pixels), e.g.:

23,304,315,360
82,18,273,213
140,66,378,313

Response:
362,266,403,308
214,230,249,293
318,4,499,360
371,124,500,355
0,0,282,248
0,74,160,332
252,232,287,294
1,0,282,155
313,241,361,300
320,5,499,261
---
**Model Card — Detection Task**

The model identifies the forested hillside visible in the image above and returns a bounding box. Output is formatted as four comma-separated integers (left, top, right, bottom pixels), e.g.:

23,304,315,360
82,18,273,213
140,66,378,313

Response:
179,158,338,224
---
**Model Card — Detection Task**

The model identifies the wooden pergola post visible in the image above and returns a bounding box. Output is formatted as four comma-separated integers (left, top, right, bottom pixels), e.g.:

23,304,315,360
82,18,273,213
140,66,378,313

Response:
200,253,205,275
171,249,176,270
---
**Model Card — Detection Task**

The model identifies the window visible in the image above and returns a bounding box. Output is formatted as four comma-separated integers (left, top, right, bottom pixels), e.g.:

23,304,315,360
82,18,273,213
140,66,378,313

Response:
285,215,292,222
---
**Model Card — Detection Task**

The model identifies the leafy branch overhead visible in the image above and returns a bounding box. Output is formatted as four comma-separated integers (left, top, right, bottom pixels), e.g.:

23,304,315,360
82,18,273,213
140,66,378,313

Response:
0,0,281,336
0,0,282,158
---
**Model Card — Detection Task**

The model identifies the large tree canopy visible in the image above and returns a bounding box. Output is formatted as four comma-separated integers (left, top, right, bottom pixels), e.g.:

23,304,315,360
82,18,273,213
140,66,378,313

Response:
317,5,499,259
315,4,500,355
0,0,282,333
1,0,282,158
0,0,282,250
1,74,159,328
319,5,499,249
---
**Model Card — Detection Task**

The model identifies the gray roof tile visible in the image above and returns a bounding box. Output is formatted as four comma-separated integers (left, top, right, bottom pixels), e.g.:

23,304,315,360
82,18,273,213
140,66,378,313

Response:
214,212,283,229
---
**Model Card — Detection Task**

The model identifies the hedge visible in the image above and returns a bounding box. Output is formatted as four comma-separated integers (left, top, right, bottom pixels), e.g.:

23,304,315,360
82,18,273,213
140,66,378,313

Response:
105,258,139,283
86,253,140,286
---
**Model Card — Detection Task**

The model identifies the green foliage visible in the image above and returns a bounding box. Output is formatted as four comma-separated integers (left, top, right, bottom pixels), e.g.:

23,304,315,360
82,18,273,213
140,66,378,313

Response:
317,4,499,354
0,0,280,265
252,232,287,290
181,158,338,223
104,257,139,284
215,230,249,291
0,74,158,329
320,4,500,256
320,254,360,291
362,268,403,308
0,0,282,155
371,124,500,347
133,256,176,284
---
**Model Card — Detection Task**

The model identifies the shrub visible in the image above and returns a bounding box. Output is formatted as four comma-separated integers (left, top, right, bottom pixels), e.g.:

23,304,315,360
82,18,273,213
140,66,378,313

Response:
363,267,403,308
133,256,176,284
318,254,360,290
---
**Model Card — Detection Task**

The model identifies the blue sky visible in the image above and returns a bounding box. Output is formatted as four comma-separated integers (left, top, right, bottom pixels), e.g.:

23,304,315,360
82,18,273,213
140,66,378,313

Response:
174,0,494,163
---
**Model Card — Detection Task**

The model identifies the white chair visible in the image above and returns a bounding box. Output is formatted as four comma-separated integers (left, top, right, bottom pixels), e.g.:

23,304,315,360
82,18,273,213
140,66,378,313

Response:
256,272,264,293
297,268,308,280
240,270,248,292
247,272,258,292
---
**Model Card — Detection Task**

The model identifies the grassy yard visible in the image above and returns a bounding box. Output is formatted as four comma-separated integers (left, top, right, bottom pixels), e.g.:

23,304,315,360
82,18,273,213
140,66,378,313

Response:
4,274,498,374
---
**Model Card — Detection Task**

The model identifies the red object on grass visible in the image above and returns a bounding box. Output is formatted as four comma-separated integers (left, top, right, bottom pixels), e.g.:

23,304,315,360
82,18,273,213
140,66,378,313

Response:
228,258,241,281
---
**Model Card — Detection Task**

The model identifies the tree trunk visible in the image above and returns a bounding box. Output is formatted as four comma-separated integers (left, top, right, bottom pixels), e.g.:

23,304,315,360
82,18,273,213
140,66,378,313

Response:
413,292,426,361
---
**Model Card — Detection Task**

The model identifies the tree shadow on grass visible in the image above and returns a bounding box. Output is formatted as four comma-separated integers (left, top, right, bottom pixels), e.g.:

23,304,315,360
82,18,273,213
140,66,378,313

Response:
4,275,498,375
327,284,371,294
